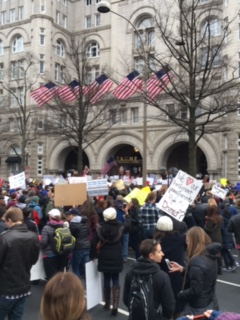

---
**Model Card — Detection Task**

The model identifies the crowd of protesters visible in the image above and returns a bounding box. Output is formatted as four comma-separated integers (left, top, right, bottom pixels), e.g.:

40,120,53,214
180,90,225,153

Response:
1,176,240,319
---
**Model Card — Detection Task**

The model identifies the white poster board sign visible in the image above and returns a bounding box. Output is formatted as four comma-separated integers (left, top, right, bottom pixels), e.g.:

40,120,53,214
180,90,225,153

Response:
30,251,46,281
86,260,103,310
68,176,87,184
211,184,228,200
87,179,108,197
9,171,26,190
157,170,203,221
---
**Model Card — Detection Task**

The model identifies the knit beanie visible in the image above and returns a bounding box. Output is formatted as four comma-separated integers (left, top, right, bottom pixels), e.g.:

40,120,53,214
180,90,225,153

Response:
156,216,173,232
103,207,117,221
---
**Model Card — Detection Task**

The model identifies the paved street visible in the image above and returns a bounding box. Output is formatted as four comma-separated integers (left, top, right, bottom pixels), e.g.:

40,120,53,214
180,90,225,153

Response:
23,251,240,320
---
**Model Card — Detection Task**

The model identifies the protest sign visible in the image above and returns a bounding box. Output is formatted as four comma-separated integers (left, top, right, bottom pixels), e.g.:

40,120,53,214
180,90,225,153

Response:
87,179,108,197
124,186,151,205
156,170,203,221
9,172,26,189
220,178,227,187
68,176,87,184
86,260,102,310
54,183,87,206
211,184,228,199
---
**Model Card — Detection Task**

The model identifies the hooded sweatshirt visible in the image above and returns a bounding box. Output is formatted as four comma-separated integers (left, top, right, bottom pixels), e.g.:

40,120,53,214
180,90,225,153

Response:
123,257,175,319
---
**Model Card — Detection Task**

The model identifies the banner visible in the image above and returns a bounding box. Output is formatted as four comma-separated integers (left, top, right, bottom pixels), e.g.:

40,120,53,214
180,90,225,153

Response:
211,184,228,200
9,171,26,190
156,170,203,221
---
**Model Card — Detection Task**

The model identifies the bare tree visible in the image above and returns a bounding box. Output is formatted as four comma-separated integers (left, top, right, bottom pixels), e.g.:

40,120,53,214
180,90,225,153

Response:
138,0,240,176
1,52,40,172
45,36,119,174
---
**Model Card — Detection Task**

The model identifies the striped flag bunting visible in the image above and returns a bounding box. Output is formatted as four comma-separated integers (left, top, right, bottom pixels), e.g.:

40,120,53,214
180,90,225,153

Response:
101,156,117,175
30,82,58,107
146,69,173,100
112,70,143,100
90,74,113,104
58,80,80,103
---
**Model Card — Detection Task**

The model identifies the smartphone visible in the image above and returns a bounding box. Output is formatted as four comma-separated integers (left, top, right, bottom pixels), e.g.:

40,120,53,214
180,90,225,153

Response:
165,259,172,270
123,203,127,209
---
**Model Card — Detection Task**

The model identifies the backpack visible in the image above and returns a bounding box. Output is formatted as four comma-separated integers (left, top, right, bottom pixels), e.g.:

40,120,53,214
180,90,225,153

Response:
51,227,76,254
129,274,159,320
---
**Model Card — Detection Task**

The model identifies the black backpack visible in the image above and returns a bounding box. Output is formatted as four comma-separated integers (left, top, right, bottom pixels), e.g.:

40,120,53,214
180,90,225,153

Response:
129,274,159,320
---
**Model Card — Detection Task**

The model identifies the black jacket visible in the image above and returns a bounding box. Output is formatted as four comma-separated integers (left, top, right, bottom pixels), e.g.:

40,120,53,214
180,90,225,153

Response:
0,223,39,295
178,242,221,309
69,215,90,250
228,213,240,245
123,257,175,319
90,220,124,273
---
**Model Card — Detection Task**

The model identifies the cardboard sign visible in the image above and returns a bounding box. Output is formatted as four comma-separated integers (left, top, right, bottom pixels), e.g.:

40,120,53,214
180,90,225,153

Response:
211,184,228,199
54,183,87,206
157,170,203,221
9,171,26,189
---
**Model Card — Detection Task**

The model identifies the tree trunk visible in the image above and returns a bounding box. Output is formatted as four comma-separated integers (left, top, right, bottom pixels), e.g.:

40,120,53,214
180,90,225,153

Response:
188,121,196,177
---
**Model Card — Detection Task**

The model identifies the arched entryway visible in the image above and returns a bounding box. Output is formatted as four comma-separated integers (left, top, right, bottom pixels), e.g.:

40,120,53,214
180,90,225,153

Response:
103,143,142,176
167,142,208,176
65,147,89,171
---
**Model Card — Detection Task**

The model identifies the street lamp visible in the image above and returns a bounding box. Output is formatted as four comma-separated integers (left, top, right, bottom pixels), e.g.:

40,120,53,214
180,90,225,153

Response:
97,1,148,186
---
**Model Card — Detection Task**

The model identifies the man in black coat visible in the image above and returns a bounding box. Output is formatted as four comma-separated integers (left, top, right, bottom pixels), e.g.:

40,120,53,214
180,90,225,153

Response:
0,207,39,320
123,239,175,319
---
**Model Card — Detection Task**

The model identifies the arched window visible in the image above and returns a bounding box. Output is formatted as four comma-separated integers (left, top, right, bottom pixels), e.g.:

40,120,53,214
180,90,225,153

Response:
135,17,155,48
12,36,24,53
201,19,221,37
86,41,100,58
0,40,4,56
55,40,65,57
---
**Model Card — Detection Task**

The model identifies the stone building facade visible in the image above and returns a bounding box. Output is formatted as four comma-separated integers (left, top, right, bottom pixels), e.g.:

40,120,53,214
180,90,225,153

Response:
0,0,239,183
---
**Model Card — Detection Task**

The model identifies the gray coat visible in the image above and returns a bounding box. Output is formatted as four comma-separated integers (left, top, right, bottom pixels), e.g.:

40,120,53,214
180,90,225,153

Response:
40,220,64,256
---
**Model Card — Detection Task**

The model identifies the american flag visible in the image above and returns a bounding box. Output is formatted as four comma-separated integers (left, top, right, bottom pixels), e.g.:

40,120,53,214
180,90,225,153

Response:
58,80,80,103
30,82,58,107
90,75,113,104
101,156,117,175
84,74,112,100
112,70,143,100
146,69,173,100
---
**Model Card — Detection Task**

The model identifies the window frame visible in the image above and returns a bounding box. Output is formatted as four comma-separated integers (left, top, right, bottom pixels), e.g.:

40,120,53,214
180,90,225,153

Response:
12,36,24,53
86,42,100,58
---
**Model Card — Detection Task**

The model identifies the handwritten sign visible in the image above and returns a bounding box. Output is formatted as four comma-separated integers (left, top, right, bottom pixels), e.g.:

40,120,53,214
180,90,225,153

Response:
156,170,203,221
9,172,26,189
211,184,228,199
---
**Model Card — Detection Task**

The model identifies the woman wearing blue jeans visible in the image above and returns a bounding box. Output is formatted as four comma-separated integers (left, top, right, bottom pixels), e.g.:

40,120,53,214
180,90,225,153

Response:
90,207,124,316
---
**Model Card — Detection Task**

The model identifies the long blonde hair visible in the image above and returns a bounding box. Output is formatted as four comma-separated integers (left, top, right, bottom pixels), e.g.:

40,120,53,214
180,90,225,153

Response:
186,227,212,261
40,272,90,320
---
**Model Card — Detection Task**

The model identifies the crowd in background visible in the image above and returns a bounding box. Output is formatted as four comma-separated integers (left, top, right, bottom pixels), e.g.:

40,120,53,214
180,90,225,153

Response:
1,177,240,319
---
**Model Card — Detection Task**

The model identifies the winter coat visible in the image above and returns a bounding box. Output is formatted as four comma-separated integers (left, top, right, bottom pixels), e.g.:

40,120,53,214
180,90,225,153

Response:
0,223,39,295
69,215,90,250
192,203,208,228
178,242,221,309
221,211,234,250
158,232,186,314
90,220,124,273
40,220,64,257
228,213,240,245
204,218,222,244
123,257,175,320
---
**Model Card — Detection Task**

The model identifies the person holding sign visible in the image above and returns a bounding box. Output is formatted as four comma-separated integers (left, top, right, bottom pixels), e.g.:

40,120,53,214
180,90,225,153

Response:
139,192,160,239
169,227,221,317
